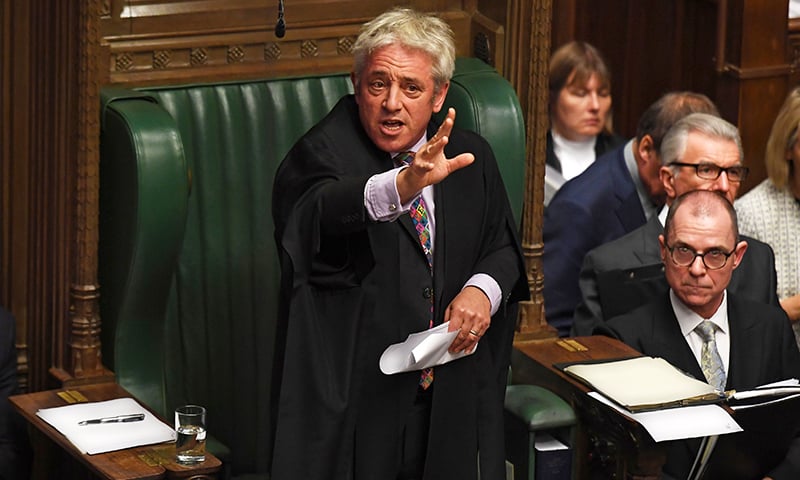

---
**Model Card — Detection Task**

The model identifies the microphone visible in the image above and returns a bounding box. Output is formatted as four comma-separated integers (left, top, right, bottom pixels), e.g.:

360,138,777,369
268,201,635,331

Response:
275,0,286,38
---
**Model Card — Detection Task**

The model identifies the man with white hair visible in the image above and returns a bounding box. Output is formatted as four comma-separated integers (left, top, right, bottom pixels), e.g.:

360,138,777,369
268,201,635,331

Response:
573,113,778,336
271,7,527,480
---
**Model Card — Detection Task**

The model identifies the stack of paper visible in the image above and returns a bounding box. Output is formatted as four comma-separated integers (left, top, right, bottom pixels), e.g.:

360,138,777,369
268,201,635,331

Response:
560,356,742,442
588,392,742,442
36,397,176,455
561,356,722,413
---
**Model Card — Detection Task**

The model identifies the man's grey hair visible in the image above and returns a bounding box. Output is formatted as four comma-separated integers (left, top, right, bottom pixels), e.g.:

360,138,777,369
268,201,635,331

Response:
659,112,744,168
351,8,455,94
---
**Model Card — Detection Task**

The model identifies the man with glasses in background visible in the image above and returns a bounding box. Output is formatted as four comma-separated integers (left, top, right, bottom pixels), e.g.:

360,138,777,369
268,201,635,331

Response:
542,92,719,336
572,113,779,336
596,189,800,480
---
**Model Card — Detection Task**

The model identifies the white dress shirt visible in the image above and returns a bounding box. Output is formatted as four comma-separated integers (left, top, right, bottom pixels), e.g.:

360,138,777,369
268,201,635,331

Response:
670,289,731,375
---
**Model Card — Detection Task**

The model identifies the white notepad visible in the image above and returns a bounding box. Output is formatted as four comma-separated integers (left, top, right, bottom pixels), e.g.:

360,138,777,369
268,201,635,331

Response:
36,397,176,455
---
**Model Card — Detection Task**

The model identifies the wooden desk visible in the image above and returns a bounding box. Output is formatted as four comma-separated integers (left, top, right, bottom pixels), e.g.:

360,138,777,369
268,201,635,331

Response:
10,382,222,480
511,336,666,480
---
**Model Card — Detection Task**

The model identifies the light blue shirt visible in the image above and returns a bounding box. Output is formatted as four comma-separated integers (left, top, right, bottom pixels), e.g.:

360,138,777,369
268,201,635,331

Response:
623,139,659,221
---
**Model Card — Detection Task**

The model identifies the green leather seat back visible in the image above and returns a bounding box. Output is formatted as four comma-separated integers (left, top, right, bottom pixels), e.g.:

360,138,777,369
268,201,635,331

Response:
436,57,526,224
143,75,354,476
99,88,190,417
99,58,526,479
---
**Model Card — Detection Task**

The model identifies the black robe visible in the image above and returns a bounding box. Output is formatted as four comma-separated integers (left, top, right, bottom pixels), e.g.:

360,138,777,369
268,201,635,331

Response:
270,95,528,480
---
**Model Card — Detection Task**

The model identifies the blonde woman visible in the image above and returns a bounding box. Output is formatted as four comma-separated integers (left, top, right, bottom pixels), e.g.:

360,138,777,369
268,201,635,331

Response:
736,87,800,343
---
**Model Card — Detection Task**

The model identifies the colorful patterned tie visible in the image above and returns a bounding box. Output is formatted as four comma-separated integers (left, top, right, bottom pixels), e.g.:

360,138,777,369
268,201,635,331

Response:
395,151,434,389
695,321,726,392
395,152,433,268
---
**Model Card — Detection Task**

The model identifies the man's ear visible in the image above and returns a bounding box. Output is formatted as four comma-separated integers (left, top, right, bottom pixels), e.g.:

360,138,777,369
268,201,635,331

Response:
731,240,748,269
658,234,667,262
432,81,450,113
350,72,359,103
660,166,677,200
636,135,656,165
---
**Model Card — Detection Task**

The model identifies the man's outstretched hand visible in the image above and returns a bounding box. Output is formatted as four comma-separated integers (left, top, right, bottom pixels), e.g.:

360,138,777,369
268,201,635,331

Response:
396,108,475,204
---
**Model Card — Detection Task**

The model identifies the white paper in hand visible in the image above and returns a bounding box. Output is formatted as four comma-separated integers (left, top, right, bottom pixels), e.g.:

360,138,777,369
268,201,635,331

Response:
379,322,476,374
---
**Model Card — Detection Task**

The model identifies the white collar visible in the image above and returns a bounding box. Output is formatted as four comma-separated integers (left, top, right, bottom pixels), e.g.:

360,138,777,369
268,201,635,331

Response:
671,289,730,337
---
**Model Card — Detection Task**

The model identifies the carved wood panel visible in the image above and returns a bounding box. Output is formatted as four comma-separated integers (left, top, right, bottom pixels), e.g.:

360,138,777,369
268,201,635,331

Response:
2,0,551,395
508,0,555,339
789,18,800,85
551,0,791,196
100,0,485,85
1,0,96,392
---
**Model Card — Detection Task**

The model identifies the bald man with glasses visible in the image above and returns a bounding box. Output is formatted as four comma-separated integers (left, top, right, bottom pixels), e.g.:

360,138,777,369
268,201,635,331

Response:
572,113,779,336
596,190,800,480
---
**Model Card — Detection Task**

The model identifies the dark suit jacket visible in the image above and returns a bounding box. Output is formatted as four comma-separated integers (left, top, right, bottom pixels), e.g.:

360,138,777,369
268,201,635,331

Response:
0,307,31,480
572,214,779,336
543,142,648,336
598,293,800,480
271,96,528,480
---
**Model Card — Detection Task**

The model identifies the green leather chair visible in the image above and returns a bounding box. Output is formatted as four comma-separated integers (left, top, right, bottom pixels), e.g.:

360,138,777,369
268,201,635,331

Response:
433,58,525,224
98,58,567,479
505,383,577,480
99,87,189,417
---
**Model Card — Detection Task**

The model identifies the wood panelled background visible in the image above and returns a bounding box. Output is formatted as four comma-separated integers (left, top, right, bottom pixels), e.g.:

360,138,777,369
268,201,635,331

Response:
99,0,494,85
553,0,792,196
0,0,554,395
1,0,797,398
2,0,82,393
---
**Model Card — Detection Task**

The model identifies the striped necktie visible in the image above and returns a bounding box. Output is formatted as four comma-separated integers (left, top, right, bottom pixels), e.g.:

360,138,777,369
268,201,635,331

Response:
395,151,434,389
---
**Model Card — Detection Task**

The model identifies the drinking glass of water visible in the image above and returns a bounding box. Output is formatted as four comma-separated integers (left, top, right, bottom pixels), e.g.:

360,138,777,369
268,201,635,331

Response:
174,405,207,464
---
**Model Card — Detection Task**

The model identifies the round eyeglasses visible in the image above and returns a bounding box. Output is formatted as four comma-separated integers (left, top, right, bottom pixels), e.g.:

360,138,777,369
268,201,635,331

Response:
665,243,734,270
669,162,749,183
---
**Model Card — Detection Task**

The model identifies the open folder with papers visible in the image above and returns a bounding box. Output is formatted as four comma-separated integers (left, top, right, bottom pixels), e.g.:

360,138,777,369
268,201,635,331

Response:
36,397,176,455
557,356,724,413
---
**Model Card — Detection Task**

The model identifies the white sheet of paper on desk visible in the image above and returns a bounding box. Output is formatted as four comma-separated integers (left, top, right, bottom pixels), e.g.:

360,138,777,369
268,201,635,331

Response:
36,397,176,455
379,322,476,375
588,392,742,442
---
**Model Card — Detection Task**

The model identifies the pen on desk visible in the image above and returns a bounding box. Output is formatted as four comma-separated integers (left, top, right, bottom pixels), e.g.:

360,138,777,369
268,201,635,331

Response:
77,413,145,426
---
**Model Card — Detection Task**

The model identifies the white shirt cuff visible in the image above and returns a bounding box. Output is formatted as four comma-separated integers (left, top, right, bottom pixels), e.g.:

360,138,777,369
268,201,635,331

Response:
364,166,419,221
465,273,502,316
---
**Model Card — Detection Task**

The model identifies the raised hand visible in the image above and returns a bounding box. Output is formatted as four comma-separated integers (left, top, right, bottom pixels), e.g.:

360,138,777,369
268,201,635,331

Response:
396,108,475,204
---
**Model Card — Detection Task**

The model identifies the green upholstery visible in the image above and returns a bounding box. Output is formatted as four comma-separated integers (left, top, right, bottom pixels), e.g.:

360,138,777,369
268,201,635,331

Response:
98,58,531,479
504,385,577,480
99,88,189,416
435,57,526,224
505,385,576,432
